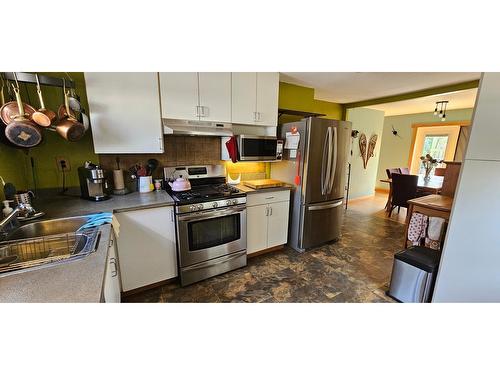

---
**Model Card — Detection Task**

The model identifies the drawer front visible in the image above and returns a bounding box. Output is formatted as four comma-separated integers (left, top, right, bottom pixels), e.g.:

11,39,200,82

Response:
246,189,290,207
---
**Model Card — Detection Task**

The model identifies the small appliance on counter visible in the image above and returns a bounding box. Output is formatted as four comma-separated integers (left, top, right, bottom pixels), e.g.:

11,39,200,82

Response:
78,161,111,201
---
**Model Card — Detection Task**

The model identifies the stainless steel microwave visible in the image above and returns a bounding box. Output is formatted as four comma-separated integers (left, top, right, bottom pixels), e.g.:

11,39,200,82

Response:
236,135,283,161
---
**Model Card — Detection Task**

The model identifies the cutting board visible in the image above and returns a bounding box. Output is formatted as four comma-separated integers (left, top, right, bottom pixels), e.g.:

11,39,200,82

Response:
243,179,285,189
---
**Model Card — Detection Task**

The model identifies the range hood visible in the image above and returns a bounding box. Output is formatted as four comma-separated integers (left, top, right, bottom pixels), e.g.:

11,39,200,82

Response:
163,118,233,137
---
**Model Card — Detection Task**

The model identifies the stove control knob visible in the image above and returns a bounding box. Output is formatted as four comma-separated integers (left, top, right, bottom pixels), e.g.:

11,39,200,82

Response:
189,205,197,212
212,202,219,208
197,204,204,210
232,199,238,205
226,200,233,206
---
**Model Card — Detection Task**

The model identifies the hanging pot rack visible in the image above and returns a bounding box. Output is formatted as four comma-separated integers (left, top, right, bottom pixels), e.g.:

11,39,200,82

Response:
2,72,76,88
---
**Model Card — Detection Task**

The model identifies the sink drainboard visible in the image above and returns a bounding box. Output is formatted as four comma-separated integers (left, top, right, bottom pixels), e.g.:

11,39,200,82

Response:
0,229,100,275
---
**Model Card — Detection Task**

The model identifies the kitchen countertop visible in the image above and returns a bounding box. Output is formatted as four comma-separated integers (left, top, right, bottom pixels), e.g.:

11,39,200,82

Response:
33,189,175,219
236,183,294,195
0,190,175,303
0,224,112,303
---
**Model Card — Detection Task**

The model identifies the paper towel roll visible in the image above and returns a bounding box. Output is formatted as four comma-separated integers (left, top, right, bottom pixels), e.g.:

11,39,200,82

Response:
113,169,125,190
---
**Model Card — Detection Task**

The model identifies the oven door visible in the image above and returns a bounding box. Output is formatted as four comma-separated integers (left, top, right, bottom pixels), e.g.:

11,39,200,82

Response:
176,205,247,267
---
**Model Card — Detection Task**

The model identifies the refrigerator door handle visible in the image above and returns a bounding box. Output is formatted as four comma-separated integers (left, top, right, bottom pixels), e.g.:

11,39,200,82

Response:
321,127,333,195
307,200,343,211
327,126,338,194
320,128,329,195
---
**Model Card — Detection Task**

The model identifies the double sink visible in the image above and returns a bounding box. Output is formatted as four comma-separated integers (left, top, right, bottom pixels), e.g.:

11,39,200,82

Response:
0,216,102,275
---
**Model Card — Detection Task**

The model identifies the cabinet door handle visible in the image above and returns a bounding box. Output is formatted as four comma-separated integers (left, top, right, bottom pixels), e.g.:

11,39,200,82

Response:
196,106,201,117
253,111,258,122
265,206,269,216
269,206,273,216
109,238,114,247
110,258,117,277
201,106,209,117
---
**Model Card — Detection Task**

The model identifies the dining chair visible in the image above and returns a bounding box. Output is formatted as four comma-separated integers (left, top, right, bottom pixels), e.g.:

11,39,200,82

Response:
386,168,400,178
399,167,410,174
388,173,419,217
434,167,446,176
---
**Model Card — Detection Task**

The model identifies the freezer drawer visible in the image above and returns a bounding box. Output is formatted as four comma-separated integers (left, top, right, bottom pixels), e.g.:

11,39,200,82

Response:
299,199,343,250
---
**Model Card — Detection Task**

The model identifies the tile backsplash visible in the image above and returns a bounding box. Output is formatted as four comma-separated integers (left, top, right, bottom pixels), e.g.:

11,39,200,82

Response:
98,136,222,179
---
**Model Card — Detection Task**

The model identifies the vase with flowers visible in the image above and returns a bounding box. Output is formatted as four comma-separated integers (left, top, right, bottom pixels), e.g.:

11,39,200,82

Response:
420,154,442,181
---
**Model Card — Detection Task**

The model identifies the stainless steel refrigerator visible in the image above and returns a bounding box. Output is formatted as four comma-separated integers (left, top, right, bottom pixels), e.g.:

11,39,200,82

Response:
271,117,352,252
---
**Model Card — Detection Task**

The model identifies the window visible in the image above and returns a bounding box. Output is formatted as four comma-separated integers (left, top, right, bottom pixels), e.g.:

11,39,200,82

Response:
418,135,448,174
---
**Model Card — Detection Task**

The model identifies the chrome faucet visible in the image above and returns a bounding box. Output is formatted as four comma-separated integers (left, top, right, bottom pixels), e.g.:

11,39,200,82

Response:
0,203,35,240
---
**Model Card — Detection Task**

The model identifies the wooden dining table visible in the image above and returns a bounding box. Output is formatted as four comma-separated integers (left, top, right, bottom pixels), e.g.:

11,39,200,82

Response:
380,175,444,212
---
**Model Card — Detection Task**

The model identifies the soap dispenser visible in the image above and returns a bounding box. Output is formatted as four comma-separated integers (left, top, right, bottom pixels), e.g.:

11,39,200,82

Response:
2,200,13,218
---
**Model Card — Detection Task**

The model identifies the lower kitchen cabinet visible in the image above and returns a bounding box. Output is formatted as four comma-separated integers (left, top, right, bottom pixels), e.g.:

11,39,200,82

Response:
114,206,177,292
103,231,121,303
246,190,290,254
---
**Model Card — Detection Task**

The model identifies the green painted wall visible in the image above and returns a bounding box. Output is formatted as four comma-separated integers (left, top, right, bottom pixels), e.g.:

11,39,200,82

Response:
375,108,474,189
346,107,386,199
0,72,96,199
278,82,343,123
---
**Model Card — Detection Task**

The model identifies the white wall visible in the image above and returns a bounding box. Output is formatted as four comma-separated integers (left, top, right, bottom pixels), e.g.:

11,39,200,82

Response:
346,108,385,199
433,73,500,302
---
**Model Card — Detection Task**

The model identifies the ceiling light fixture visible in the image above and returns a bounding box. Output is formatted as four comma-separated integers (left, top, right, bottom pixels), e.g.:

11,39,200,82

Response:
433,101,449,121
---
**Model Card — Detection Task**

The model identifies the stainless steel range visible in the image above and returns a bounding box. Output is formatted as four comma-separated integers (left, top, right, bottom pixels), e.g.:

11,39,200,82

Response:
164,165,247,286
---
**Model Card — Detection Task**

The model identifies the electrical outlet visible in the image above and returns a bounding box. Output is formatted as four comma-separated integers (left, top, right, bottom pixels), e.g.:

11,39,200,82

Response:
56,157,71,172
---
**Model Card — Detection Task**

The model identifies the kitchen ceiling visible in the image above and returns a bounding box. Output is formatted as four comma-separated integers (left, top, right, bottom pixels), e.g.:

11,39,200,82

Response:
366,88,478,116
279,72,481,103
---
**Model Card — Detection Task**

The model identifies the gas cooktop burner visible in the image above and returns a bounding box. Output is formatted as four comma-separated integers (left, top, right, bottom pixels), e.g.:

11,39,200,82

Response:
168,183,244,204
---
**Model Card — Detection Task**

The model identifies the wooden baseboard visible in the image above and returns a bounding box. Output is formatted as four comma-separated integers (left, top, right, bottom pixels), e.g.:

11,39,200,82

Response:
375,187,389,193
122,277,178,297
247,245,284,258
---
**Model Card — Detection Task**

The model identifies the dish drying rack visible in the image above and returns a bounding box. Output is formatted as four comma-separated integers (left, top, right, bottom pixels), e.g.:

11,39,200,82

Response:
0,229,99,274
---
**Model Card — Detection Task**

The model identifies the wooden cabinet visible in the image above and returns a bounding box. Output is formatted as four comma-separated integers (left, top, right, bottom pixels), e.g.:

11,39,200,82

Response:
246,190,290,254
103,231,121,303
232,72,279,126
159,72,231,123
84,72,164,154
114,206,177,292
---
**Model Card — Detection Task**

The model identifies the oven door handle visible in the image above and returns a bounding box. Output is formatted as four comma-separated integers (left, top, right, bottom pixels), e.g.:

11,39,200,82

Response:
182,251,245,271
177,205,246,221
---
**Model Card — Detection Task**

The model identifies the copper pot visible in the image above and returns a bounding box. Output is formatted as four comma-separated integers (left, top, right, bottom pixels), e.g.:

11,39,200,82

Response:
32,74,56,127
56,88,85,142
4,85,42,148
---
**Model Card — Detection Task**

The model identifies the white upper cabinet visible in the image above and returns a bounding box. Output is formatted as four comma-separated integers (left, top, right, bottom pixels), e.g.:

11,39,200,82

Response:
159,73,199,121
198,73,231,122
256,72,280,126
231,72,279,126
465,73,500,161
159,72,231,123
232,72,258,125
85,73,164,154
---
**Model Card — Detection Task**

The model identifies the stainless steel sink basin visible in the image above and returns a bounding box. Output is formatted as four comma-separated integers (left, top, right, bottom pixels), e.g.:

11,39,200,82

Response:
6,216,89,240
0,216,102,275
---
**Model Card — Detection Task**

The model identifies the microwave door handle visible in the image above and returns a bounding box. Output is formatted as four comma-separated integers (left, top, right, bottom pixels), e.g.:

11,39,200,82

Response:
328,126,338,194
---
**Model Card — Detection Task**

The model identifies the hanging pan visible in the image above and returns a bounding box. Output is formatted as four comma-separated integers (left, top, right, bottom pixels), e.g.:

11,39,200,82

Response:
0,76,36,126
32,74,56,127
55,83,85,142
4,83,42,148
